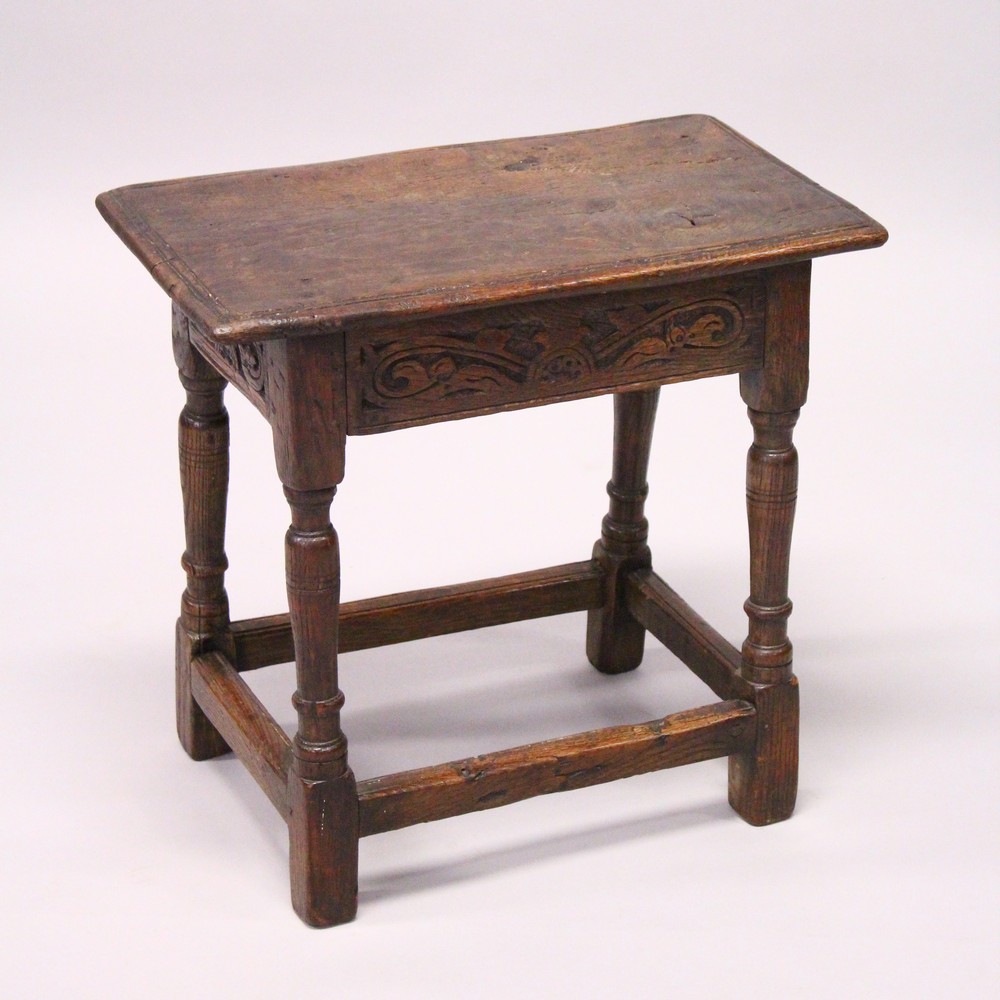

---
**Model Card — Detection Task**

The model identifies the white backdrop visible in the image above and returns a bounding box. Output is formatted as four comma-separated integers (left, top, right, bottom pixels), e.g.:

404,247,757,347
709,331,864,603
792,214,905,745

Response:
3,3,998,997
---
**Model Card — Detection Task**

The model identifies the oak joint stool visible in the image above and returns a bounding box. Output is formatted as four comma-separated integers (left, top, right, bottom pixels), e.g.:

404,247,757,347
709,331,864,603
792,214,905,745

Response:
97,115,886,927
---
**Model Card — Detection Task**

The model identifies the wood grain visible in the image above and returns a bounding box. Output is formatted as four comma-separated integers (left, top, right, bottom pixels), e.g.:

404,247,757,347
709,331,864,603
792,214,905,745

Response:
729,263,809,825
728,680,798,826
96,116,886,343
190,652,291,817
587,388,659,673
349,275,764,432
282,485,358,926
358,700,755,836
231,561,604,671
181,305,270,419
96,118,887,926
173,315,232,760
741,408,799,684
625,568,753,701
741,261,811,413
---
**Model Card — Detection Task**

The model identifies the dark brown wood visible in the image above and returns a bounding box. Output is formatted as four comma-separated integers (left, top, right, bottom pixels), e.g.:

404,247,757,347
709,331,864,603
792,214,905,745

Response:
282,483,358,927
173,313,232,760
625,569,753,701
728,679,798,826
358,700,755,836
182,306,270,419
729,262,810,825
97,118,886,926
269,336,348,492
740,407,799,685
97,115,885,343
349,275,764,433
741,260,811,413
190,652,291,817
587,388,660,673
175,625,228,760
231,561,605,671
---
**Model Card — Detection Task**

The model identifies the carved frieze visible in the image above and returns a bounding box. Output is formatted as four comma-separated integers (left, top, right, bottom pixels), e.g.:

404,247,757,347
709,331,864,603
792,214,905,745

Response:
351,277,764,432
182,313,270,417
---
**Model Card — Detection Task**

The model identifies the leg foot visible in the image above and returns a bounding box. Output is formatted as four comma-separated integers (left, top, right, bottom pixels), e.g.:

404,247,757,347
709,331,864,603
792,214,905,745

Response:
728,678,798,824
586,540,647,673
175,621,229,760
289,770,359,927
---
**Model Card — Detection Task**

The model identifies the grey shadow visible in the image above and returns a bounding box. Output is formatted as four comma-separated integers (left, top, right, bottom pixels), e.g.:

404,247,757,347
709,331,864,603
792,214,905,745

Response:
360,798,734,905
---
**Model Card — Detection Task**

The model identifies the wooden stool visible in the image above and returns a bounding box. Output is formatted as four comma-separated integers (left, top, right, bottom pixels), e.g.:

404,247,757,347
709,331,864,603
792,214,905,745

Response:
97,115,886,927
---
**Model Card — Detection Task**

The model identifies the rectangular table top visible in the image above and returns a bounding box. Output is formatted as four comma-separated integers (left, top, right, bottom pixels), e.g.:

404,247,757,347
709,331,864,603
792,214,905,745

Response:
97,115,886,343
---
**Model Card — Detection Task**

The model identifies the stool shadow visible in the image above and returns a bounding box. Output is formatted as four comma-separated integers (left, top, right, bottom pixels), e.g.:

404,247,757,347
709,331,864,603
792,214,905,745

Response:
359,799,732,905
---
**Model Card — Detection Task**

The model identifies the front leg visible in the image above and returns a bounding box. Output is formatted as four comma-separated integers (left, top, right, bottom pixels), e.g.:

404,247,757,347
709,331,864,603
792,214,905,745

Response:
728,407,800,824
284,485,358,928
269,335,358,927
173,311,231,760
729,262,810,826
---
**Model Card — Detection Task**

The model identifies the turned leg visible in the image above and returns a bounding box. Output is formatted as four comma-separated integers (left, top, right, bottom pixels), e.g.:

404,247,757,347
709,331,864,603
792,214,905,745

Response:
174,313,231,760
262,335,357,927
284,485,358,927
729,261,809,825
728,408,800,824
587,387,660,674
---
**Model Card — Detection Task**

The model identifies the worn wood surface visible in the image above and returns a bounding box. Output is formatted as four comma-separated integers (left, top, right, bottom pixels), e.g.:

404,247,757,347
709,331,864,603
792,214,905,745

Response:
232,561,605,671
349,274,764,432
173,317,232,759
741,260,811,413
98,118,887,926
587,388,660,673
97,115,886,342
729,263,809,825
358,700,755,836
729,680,799,826
282,484,359,926
179,305,270,418
175,625,229,760
625,569,753,701
741,407,800,685
190,652,291,816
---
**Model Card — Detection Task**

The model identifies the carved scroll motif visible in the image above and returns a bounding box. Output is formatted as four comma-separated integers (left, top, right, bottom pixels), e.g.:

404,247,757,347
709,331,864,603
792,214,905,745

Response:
365,298,746,406
235,342,267,395
206,340,267,400
183,314,269,415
